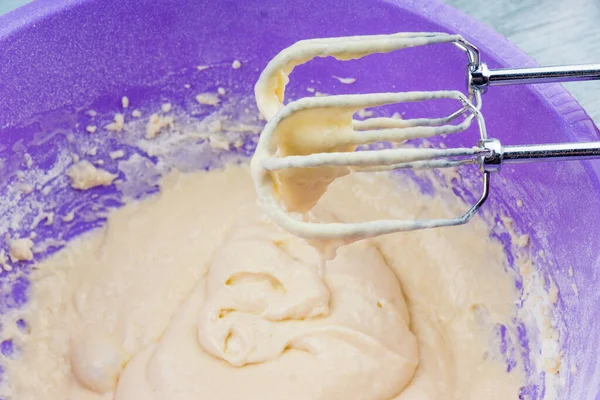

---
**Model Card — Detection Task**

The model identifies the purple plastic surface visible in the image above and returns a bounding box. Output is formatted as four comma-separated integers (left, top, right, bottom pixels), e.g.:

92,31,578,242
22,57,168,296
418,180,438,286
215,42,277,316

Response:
1,0,599,398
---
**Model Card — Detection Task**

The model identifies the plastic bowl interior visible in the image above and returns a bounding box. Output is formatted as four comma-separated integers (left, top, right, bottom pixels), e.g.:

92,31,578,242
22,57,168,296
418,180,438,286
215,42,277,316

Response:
1,0,599,398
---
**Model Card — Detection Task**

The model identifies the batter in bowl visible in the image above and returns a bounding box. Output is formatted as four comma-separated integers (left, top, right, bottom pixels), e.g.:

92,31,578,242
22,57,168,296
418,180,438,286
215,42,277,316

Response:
5,164,523,399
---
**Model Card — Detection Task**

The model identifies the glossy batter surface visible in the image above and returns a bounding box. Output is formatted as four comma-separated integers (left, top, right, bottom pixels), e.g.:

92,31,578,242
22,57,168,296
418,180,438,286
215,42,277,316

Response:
6,165,522,399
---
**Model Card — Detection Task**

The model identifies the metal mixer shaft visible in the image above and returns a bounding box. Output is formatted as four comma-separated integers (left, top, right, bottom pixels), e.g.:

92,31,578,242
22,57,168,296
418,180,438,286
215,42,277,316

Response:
467,59,600,171
480,140,600,171
470,63,600,91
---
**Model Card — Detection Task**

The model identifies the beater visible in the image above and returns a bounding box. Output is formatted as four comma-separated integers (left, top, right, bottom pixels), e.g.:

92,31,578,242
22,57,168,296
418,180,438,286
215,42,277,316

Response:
251,32,600,240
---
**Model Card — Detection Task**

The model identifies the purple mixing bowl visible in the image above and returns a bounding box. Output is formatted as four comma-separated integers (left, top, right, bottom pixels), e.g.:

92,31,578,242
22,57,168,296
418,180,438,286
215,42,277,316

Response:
0,0,599,398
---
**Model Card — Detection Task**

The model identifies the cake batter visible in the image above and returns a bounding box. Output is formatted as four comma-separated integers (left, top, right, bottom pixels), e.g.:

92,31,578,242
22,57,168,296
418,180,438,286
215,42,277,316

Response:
5,32,525,400
5,164,523,399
